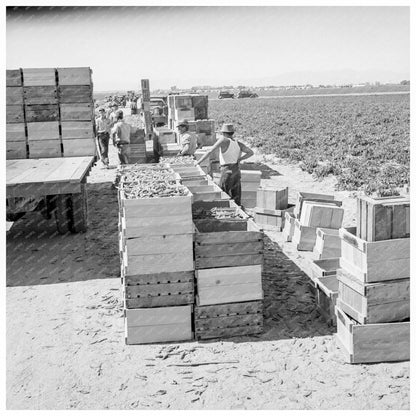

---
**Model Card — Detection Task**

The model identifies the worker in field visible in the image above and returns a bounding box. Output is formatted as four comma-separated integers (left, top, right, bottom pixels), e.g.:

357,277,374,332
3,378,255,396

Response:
111,110,131,165
176,119,197,156
95,107,112,167
152,121,166,163
109,102,119,127
195,123,253,206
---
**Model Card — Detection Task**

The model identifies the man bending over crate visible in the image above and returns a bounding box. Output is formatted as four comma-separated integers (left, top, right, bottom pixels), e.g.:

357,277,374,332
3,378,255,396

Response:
111,110,131,165
195,123,253,206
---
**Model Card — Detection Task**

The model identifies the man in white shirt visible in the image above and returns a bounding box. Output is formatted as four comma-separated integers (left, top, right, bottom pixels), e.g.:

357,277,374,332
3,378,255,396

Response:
196,123,253,205
95,107,111,167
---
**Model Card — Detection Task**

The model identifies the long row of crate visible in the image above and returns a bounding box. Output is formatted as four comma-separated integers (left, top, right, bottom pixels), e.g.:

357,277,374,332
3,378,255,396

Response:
117,159,265,344
6,67,96,159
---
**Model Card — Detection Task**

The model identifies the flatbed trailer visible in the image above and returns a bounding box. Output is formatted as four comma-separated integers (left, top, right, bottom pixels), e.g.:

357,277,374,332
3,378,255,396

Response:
6,156,95,234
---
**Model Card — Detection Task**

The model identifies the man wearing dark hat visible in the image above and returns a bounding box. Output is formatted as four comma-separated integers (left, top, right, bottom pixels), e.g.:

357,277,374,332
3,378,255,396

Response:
111,110,131,165
95,107,112,167
176,119,197,156
195,123,253,206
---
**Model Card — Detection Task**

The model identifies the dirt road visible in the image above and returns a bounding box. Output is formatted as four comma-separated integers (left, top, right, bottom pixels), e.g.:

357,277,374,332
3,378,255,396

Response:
6,146,410,410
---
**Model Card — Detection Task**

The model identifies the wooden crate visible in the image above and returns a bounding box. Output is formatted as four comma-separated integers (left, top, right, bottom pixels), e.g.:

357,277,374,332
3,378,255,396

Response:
173,95,193,108
194,106,209,120
61,121,94,139
310,258,339,282
174,108,195,121
253,205,295,231
22,68,56,86
6,69,22,87
194,218,263,269
335,305,409,364
192,95,208,108
6,105,24,123
58,85,92,103
174,165,206,179
27,121,60,141
6,141,27,159
119,193,193,238
122,233,194,275
28,140,62,158
187,184,222,202
23,86,58,104
25,104,59,122
337,268,409,324
313,227,341,260
293,191,339,219
356,194,410,241
300,201,344,229
6,87,24,105
124,271,194,308
57,67,92,85
256,186,288,210
282,211,296,242
240,170,262,182
62,139,96,157
125,305,193,345
196,265,263,306
315,275,339,326
60,103,94,121
241,191,258,209
194,300,263,340
292,219,317,251
6,123,26,142
339,227,410,283
196,119,215,134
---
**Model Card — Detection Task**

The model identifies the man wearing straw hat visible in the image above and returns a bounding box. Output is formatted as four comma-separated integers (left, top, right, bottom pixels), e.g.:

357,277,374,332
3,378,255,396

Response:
195,123,253,205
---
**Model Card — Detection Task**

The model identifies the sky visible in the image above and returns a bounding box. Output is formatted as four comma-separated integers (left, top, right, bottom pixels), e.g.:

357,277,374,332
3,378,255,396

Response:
5,4,411,91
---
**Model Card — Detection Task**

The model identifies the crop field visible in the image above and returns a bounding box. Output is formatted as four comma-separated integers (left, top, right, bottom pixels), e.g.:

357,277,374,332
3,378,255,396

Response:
210,93,410,195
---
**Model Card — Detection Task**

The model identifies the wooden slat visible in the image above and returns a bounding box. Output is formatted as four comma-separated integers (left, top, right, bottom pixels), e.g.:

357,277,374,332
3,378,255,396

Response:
25,104,59,122
195,230,261,245
6,142,27,159
196,253,263,269
6,87,23,105
6,105,25,123
23,86,58,104
6,123,26,142
195,300,263,318
27,122,60,141
6,159,39,182
6,69,22,87
11,158,63,184
60,103,93,121
62,139,96,157
57,67,92,85
125,233,193,256
58,85,92,103
195,241,263,258
22,68,56,86
61,121,94,139
125,304,192,327
195,324,262,340
125,293,194,309
125,281,194,297
124,270,194,286
195,314,263,330
41,157,90,183
125,252,194,275
125,322,193,344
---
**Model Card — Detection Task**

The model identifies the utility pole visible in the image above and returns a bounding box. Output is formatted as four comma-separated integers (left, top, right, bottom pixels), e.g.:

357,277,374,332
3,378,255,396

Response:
140,79,152,138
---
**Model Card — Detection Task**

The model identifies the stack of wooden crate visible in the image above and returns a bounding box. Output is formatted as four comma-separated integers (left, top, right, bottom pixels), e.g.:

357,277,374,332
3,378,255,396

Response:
58,67,95,157
6,69,27,159
335,195,410,364
118,165,194,344
167,94,209,130
289,192,343,250
192,200,264,340
6,67,96,160
129,127,146,164
240,170,262,208
253,186,295,230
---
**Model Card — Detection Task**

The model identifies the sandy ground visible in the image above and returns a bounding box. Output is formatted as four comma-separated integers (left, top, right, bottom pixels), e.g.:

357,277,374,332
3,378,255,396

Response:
6,131,410,410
